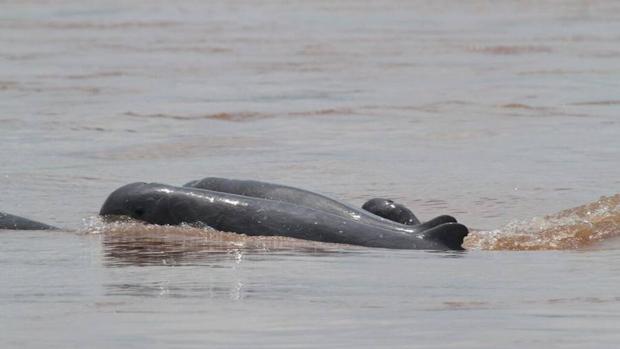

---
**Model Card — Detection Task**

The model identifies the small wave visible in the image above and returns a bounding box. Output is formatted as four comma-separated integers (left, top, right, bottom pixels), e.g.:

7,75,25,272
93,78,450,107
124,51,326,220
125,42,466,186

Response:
465,194,620,250
0,20,181,30
501,103,540,110
288,108,358,116
467,45,552,55
124,111,267,122
81,136,265,160
570,100,620,106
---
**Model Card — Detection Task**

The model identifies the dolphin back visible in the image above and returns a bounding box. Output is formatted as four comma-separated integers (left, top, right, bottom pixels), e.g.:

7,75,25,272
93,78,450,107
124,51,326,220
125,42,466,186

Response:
0,212,59,230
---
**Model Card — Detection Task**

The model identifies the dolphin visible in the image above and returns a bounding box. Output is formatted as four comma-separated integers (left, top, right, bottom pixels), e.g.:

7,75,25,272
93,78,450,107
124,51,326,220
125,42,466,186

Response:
100,182,468,250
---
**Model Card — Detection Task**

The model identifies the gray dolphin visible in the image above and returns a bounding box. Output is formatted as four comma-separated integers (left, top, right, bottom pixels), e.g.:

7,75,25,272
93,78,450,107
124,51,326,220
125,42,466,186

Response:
184,177,455,233
100,182,468,250
0,212,59,230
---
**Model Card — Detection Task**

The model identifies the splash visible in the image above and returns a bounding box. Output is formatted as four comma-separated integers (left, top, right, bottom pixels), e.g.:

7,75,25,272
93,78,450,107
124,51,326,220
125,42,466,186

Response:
81,216,356,266
464,194,620,250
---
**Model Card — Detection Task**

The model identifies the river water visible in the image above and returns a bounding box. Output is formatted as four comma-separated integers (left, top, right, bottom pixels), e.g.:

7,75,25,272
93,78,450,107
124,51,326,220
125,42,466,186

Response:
2,0,620,347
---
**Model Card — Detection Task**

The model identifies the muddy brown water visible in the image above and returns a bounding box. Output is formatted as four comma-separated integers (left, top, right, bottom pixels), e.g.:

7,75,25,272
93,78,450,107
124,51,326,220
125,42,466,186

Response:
2,1,620,348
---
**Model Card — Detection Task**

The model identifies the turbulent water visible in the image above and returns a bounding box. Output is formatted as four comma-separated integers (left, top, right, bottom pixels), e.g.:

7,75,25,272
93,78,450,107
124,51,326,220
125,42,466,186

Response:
2,0,620,348
466,193,620,250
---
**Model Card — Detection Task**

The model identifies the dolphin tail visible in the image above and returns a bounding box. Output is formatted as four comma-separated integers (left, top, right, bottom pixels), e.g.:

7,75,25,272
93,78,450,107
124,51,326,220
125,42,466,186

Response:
416,215,458,230
422,222,469,250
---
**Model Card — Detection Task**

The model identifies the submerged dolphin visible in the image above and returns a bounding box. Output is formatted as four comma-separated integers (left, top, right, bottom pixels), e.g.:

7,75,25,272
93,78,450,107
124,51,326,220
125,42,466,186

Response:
100,182,468,250
0,212,58,230
184,177,454,233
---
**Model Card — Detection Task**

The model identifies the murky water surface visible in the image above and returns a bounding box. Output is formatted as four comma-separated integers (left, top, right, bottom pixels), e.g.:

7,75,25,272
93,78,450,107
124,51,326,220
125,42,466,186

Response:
2,1,620,347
